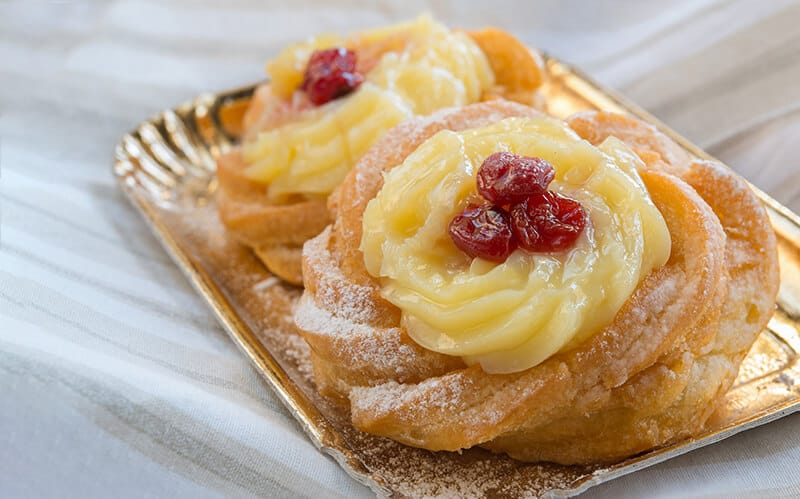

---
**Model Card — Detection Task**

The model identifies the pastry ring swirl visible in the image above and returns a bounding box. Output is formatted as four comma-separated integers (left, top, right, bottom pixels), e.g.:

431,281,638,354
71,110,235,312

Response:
295,101,779,463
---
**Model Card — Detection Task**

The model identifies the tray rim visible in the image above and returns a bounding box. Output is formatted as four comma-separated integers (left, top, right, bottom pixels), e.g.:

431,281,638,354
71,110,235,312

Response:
113,54,800,498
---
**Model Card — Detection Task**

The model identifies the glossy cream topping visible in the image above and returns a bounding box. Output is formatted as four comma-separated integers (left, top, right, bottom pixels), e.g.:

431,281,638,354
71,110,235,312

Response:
242,16,495,202
361,117,671,373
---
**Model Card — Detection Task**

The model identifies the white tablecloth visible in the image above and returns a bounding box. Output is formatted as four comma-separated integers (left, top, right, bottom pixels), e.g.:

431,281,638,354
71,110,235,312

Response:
2,1,800,497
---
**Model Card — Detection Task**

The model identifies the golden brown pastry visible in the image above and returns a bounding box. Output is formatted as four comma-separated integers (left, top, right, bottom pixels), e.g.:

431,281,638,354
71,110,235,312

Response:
294,101,779,464
217,16,545,284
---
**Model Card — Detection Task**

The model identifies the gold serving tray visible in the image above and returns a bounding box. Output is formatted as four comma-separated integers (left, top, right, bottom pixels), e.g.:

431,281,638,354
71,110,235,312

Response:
114,56,800,498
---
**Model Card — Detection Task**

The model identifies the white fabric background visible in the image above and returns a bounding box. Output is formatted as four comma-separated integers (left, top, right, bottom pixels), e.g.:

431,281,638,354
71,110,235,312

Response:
2,1,800,497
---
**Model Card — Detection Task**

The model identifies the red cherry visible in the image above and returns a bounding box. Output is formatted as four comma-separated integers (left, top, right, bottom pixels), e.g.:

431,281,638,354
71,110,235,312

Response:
476,152,555,205
300,48,364,105
510,191,588,252
448,204,517,262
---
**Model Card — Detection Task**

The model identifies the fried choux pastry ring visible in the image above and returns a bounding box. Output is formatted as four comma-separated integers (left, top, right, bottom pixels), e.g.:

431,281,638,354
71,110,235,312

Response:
217,17,545,284
295,101,779,464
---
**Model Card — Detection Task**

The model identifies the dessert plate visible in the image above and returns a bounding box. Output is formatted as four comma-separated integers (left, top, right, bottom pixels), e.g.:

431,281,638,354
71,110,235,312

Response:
113,56,800,498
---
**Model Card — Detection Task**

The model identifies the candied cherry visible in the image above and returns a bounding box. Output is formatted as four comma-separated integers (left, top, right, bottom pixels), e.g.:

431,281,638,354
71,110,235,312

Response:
476,152,555,205
300,48,364,105
448,204,516,262
510,191,588,252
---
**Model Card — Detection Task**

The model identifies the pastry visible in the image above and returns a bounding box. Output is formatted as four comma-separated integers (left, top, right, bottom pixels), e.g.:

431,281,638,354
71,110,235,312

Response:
217,16,545,284
294,101,779,464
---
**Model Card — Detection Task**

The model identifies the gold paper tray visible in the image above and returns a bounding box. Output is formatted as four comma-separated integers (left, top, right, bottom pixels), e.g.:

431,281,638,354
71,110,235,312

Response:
113,56,800,498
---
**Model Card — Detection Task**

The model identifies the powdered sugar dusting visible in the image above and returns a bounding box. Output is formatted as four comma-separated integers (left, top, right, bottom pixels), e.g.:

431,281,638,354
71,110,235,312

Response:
253,276,280,292
346,431,597,498
303,227,385,325
297,228,464,386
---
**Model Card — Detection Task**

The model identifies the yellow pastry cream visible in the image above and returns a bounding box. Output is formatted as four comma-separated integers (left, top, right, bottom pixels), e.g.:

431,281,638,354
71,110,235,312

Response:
242,15,495,201
361,116,672,374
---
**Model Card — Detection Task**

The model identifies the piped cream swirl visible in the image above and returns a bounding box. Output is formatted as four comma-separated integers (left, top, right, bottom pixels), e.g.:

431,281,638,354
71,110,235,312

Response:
361,116,671,373
241,16,495,202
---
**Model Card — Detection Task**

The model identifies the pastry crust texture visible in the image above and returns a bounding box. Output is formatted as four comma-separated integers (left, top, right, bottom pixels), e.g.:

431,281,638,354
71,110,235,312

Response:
294,102,780,464
217,28,545,285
